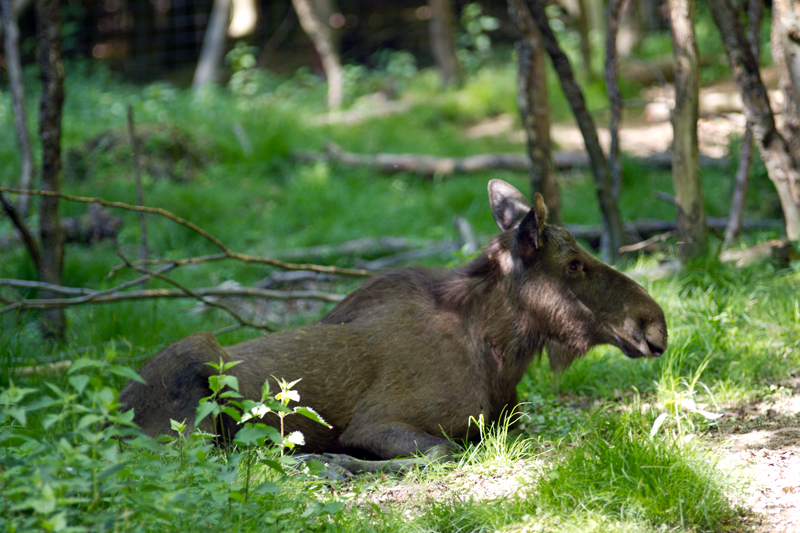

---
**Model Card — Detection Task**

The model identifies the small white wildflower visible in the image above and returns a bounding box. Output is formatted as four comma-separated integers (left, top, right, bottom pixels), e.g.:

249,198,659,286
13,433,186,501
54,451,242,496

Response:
285,431,305,446
276,390,300,404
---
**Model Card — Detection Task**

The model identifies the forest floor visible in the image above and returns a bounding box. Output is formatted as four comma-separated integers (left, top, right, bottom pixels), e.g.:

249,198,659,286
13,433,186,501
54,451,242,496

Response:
336,383,800,533
715,378,800,533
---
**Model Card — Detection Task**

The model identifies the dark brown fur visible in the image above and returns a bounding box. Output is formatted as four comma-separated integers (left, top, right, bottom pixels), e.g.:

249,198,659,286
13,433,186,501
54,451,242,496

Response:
119,180,667,461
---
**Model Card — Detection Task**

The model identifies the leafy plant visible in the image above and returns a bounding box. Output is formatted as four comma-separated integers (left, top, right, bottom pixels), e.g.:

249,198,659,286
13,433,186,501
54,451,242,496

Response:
0,358,343,532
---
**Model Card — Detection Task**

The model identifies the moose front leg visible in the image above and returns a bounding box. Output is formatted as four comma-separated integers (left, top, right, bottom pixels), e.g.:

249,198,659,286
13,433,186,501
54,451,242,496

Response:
339,421,455,460
296,422,454,478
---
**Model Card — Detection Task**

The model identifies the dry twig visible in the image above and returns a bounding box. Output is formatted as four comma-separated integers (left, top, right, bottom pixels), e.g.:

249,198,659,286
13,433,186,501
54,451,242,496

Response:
0,187,372,278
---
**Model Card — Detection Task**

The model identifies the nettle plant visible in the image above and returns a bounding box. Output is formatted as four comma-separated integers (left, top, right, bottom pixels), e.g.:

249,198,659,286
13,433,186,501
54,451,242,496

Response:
0,356,342,532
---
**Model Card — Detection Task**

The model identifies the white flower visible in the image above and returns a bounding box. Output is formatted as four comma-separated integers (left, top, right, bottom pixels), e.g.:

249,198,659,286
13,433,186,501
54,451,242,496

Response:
285,431,305,446
276,390,300,404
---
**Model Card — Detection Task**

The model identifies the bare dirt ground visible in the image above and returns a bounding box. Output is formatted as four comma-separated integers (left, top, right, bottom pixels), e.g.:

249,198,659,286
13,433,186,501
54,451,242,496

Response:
715,378,800,533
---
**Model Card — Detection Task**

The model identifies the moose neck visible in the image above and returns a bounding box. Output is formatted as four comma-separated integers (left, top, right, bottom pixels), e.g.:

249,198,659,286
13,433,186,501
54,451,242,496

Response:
434,234,545,387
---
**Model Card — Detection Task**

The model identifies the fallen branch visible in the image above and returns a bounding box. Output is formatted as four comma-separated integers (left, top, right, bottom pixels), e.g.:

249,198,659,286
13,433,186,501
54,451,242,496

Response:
619,231,678,253
0,278,343,313
567,217,783,244
0,187,371,278
293,142,727,178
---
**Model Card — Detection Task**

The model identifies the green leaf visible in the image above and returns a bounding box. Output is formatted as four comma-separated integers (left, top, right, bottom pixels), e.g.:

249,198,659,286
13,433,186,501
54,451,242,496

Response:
42,413,64,430
195,401,217,427
69,359,104,373
68,375,90,395
77,414,103,430
219,375,240,392
254,481,280,494
220,405,242,422
222,360,243,371
108,365,147,384
294,406,331,428
260,380,271,401
263,425,282,445
5,407,27,426
233,424,268,445
322,501,345,514
24,396,59,412
207,375,221,395
97,461,129,480
40,511,67,532
261,459,286,475
170,418,187,434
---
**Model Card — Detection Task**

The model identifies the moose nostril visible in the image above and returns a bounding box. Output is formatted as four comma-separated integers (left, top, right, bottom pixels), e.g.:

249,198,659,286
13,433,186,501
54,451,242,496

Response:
646,340,664,357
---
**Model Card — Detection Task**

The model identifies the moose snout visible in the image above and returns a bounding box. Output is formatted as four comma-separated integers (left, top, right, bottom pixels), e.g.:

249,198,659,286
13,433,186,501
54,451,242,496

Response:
642,319,667,358
614,315,668,360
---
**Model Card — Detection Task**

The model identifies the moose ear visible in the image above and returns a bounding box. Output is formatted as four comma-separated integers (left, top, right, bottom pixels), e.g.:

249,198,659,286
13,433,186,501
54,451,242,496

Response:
514,192,547,263
488,179,531,231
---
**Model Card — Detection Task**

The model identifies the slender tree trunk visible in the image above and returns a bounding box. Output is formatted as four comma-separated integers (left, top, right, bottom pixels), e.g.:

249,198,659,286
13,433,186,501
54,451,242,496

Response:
2,0,35,218
429,0,462,87
291,0,343,109
605,0,628,202
668,0,706,261
724,0,762,250
36,0,66,340
709,0,800,241
192,0,231,90
526,0,623,262
576,0,593,79
508,0,561,225
773,0,800,162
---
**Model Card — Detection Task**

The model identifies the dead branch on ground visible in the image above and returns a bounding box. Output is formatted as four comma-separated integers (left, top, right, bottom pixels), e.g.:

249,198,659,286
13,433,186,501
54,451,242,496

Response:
293,142,726,178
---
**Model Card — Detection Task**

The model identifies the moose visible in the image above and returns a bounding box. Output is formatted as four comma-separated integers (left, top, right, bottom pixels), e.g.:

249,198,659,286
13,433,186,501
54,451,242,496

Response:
120,179,667,472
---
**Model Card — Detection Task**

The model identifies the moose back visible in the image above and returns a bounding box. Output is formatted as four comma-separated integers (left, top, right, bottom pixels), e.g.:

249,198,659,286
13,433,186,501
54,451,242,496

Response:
120,179,667,461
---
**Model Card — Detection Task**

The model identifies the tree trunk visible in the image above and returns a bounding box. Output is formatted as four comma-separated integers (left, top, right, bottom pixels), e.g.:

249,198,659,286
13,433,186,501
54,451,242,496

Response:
2,0,35,219
772,0,800,163
709,0,800,241
192,0,232,90
526,0,623,262
429,0,462,87
724,0,762,250
291,0,343,109
576,0,593,79
668,0,706,261
605,0,628,202
508,0,561,225
36,0,66,340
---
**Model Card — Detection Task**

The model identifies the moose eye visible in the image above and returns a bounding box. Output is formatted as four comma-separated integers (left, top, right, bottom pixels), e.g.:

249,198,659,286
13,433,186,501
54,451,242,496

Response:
568,260,583,274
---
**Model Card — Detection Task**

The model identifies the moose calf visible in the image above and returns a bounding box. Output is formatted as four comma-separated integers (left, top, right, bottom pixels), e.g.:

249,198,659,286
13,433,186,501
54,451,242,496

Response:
120,179,667,469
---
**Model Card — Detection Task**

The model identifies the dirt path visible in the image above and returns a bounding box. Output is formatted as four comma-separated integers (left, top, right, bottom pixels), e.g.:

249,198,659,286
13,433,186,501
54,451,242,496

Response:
716,378,800,533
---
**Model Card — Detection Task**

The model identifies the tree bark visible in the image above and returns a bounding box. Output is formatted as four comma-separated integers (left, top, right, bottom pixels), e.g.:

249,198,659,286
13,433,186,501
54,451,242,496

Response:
36,0,66,340
772,0,800,163
291,0,343,109
508,0,561,225
2,0,35,219
668,0,707,261
576,0,593,80
709,0,800,241
526,0,623,262
429,0,462,87
723,0,762,250
605,0,629,201
192,0,232,90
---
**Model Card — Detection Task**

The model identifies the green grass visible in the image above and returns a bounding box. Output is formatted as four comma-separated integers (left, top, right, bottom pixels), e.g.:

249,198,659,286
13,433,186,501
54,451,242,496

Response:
1,26,797,531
